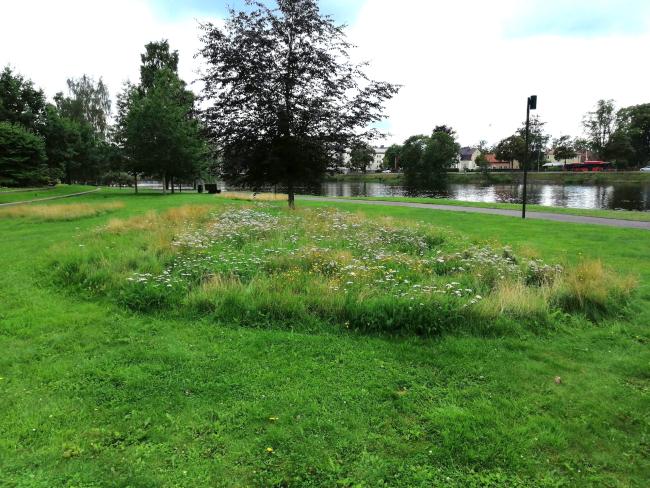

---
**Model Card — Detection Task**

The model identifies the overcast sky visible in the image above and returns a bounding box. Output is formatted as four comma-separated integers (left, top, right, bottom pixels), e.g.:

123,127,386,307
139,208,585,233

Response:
2,0,650,146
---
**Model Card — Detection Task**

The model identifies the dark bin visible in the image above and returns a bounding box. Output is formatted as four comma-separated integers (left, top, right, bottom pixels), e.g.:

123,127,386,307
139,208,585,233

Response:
205,184,221,194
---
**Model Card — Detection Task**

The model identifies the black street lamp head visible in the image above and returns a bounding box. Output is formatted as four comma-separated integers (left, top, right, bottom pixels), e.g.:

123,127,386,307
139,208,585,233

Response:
528,95,538,110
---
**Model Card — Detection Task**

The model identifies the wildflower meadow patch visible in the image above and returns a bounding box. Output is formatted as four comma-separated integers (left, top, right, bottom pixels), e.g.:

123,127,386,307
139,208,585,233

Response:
48,202,635,335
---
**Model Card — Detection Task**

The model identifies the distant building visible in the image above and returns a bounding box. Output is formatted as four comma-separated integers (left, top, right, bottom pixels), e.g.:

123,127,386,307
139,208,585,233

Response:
335,144,388,173
486,154,519,170
371,145,388,172
545,148,595,166
455,147,480,172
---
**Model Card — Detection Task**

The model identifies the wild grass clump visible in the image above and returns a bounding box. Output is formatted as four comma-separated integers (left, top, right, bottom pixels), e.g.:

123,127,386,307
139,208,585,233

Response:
551,260,636,320
0,201,124,221
218,191,288,202
49,203,636,335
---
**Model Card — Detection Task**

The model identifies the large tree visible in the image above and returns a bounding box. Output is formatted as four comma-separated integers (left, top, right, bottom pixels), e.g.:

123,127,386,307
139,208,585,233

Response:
198,0,399,207
583,99,617,159
118,42,207,193
0,66,47,133
123,69,205,193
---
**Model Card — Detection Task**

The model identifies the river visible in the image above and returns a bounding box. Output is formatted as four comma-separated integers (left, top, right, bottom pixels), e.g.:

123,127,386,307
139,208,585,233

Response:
305,181,650,212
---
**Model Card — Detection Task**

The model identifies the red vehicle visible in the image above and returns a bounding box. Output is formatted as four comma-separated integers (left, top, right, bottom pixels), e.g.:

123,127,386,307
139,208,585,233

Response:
565,161,612,172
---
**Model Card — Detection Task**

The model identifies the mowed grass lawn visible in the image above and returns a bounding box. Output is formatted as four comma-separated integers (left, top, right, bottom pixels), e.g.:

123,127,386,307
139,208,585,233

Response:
1,190,649,487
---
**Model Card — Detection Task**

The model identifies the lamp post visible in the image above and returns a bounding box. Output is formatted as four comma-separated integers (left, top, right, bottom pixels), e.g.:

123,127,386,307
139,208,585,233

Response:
522,95,537,219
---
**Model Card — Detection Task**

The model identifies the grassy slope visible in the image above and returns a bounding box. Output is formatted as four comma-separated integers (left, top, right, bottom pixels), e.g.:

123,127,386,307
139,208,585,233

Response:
320,196,650,222
1,190,649,487
0,184,94,204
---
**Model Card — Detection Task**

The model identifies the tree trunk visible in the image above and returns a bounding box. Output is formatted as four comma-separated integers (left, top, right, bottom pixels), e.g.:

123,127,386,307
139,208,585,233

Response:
171,176,175,194
134,173,138,194
162,174,167,195
287,180,295,209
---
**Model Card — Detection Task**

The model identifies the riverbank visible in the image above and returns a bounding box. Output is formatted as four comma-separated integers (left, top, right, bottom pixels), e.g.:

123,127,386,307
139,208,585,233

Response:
325,171,650,185
1,190,649,486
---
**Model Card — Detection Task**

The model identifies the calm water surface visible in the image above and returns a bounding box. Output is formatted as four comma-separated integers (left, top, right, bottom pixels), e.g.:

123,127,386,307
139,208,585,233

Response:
308,182,650,212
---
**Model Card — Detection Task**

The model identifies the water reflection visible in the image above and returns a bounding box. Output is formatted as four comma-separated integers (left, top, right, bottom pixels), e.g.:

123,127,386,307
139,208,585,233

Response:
313,182,650,211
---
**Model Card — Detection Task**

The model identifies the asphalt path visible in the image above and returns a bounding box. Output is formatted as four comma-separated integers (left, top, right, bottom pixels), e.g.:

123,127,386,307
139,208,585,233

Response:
300,197,650,230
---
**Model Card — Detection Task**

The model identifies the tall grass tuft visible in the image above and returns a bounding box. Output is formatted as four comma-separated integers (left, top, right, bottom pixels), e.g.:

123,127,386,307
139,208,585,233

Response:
551,260,636,319
218,192,288,202
0,202,124,221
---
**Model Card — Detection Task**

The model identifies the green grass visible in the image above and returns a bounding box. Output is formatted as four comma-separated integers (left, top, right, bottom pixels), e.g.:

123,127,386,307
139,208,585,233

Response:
0,184,95,204
1,189,649,487
320,195,650,222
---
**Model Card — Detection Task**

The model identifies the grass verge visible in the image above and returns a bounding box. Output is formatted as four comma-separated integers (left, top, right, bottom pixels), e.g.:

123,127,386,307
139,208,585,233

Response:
321,195,650,222
0,184,95,204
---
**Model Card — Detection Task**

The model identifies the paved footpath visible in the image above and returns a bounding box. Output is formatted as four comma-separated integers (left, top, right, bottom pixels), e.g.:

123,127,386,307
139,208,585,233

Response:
0,188,101,207
300,197,650,230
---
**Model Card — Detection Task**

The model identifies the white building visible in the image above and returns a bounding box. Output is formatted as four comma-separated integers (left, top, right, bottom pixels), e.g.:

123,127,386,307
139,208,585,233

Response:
370,145,388,172
454,147,480,172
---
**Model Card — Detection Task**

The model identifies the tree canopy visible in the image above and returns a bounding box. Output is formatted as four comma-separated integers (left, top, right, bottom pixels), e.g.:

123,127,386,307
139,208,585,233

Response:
198,0,399,207
0,67,47,133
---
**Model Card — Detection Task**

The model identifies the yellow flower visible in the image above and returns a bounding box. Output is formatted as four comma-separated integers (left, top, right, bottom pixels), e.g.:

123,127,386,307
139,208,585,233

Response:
269,417,279,422
266,447,274,453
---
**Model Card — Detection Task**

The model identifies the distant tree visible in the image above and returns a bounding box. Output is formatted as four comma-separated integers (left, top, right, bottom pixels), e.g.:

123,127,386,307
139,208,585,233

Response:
198,0,399,207
113,82,142,190
583,99,617,159
401,131,459,186
617,103,650,167
494,135,525,168
399,135,428,170
0,66,47,133
475,140,490,173
348,142,375,173
517,115,549,169
603,130,635,168
433,125,456,137
382,144,402,170
0,121,47,186
54,75,111,138
41,104,82,182
552,135,577,167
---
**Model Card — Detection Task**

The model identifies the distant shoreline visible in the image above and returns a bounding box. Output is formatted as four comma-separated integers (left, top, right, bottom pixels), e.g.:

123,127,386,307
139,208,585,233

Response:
324,171,650,185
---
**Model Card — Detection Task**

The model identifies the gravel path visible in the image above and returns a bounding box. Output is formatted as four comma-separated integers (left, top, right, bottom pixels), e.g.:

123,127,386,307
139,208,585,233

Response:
0,188,101,207
300,197,650,230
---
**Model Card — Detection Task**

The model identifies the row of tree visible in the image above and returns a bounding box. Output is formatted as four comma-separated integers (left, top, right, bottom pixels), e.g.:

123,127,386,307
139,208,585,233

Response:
1,0,398,208
0,40,209,190
374,99,650,181
490,100,650,169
